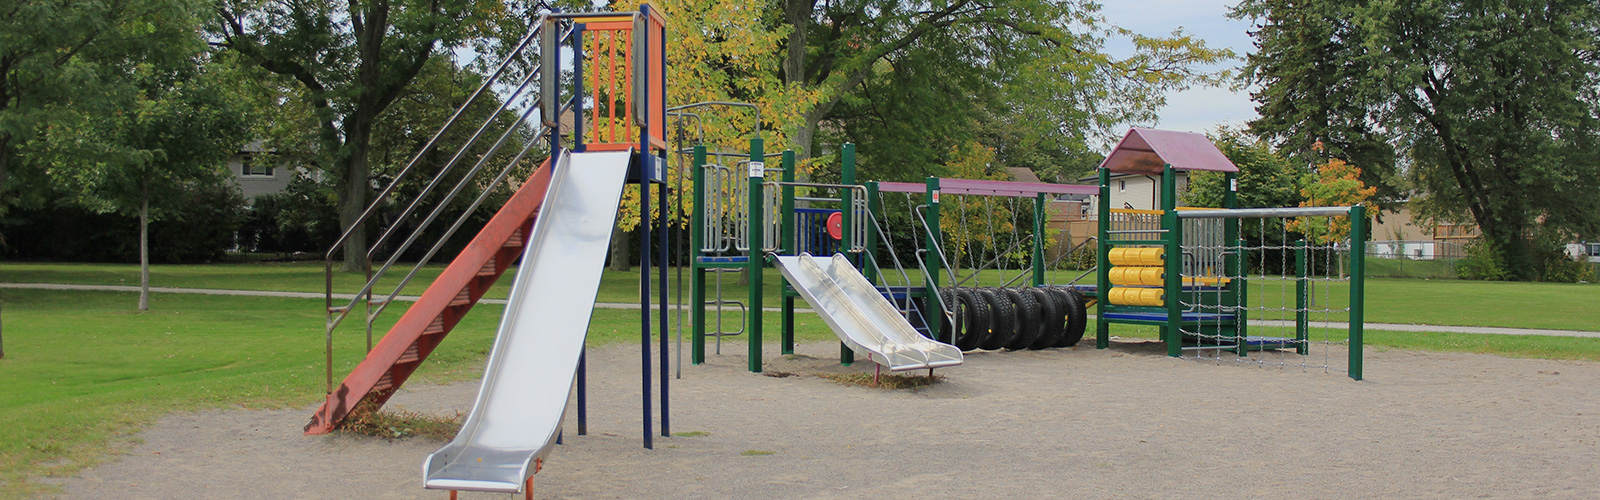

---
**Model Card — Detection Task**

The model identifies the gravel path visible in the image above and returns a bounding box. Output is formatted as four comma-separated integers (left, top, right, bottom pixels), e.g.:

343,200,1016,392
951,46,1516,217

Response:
6,282,1598,338
53,340,1600,498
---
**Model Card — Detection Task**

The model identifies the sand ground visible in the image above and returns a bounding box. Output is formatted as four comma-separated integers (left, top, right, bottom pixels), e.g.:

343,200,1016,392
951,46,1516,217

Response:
53,340,1600,499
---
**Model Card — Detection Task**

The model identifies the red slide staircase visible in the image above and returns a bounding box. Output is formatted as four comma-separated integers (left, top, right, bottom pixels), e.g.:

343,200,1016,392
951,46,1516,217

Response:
304,160,553,435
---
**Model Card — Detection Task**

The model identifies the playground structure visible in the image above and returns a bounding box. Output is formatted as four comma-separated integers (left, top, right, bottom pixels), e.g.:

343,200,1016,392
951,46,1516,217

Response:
687,127,1368,381
1092,128,1366,380
687,139,1103,373
307,8,673,497
291,5,1369,497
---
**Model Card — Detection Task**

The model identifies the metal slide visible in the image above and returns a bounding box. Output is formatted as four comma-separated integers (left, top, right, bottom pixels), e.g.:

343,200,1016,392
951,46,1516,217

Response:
422,150,631,494
774,253,964,371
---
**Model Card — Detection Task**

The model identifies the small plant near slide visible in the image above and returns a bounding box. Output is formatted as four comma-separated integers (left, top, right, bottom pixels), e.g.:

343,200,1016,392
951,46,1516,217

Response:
818,372,944,390
672,431,711,437
341,410,464,441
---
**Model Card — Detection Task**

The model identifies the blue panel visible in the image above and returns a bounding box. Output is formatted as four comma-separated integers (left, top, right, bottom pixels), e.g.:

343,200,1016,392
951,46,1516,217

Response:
1102,312,1237,323
698,256,748,263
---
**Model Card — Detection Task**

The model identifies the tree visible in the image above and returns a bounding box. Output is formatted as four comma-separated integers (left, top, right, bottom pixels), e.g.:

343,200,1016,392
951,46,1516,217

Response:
1287,157,1377,244
1230,0,1401,203
778,0,1233,175
0,0,202,219
213,0,532,271
45,64,250,310
1184,127,1302,210
1234,0,1600,280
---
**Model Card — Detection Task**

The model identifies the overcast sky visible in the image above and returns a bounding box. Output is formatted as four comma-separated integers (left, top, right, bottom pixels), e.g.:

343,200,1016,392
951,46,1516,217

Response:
1098,1,1259,135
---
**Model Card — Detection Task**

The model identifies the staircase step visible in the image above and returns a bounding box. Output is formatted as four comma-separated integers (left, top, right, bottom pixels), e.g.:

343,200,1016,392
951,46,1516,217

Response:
373,371,394,392
449,287,472,306
477,257,497,276
397,342,421,364
504,228,524,248
423,316,447,336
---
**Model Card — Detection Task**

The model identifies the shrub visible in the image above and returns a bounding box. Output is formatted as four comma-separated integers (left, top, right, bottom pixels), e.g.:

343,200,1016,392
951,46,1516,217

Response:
0,182,245,263
1456,240,1510,281
237,172,341,255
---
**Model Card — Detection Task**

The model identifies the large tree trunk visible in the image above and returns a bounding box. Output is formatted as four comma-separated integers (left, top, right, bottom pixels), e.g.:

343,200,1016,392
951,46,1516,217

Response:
609,219,630,272
338,115,375,272
139,187,150,311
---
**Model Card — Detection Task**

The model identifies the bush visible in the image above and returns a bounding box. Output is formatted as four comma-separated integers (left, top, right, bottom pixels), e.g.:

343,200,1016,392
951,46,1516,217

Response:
238,172,341,255
1538,253,1598,283
1456,240,1510,281
0,182,246,263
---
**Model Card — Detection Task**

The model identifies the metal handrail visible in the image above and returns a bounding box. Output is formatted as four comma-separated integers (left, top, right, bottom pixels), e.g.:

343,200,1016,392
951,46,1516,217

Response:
320,16,575,392
368,101,575,323
322,16,548,264
326,28,577,334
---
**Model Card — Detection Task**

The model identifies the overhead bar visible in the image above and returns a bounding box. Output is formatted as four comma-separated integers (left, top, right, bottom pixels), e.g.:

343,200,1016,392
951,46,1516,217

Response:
1176,206,1354,219
876,178,1097,197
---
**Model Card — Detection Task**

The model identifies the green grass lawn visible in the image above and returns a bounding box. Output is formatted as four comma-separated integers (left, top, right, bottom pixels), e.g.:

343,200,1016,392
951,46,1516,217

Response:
3,261,1600,498
5,261,1598,331
0,289,834,499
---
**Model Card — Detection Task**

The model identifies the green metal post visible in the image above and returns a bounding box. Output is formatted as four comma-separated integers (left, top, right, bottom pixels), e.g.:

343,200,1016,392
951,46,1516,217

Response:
1224,171,1244,351
781,150,796,355
1349,205,1366,380
1295,239,1309,355
690,145,707,365
1095,168,1111,349
925,176,944,343
747,138,764,372
1032,192,1046,286
1162,164,1182,358
839,144,857,365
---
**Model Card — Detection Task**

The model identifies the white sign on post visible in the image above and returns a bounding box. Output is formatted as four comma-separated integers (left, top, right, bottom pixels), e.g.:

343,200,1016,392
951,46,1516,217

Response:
748,161,764,178
932,189,940,204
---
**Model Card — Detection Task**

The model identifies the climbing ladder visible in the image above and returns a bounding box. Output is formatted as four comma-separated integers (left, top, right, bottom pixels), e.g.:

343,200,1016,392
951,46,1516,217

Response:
304,164,552,434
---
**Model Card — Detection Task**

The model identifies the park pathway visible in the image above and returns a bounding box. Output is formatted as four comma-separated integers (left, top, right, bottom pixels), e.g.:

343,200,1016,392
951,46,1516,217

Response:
4,282,1599,339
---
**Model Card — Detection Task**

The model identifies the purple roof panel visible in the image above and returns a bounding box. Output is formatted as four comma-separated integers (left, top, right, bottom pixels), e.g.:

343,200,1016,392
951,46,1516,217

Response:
1097,128,1238,174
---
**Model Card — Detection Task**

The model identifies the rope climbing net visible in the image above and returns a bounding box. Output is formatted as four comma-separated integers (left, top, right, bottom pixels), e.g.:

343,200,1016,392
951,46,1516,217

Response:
1173,207,1365,375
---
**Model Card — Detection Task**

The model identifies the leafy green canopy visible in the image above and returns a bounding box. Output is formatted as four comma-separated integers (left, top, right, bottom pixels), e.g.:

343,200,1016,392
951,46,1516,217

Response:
212,0,537,270
776,0,1233,183
0,0,211,216
1234,0,1600,280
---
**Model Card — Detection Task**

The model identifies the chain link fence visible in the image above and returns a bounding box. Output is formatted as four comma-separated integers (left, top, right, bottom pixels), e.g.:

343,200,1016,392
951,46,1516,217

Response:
1364,240,1466,279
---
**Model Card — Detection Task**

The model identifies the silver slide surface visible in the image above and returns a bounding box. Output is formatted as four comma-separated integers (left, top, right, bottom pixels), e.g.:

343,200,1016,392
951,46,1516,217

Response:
422,150,631,493
774,253,963,371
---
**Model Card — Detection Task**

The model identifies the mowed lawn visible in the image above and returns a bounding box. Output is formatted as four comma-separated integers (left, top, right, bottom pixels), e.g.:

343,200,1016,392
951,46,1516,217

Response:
0,289,835,499
4,261,1599,331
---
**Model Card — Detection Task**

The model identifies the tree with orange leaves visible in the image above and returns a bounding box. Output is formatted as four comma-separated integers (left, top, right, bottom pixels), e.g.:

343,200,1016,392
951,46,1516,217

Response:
1287,157,1377,245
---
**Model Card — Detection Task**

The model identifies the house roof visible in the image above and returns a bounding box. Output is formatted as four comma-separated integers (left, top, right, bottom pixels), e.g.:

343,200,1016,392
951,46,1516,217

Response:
1005,167,1041,183
1097,128,1238,174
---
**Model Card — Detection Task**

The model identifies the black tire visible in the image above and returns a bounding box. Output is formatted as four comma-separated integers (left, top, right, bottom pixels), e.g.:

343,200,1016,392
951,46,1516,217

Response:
952,289,985,351
1027,287,1063,350
1054,287,1088,347
975,288,1013,351
1042,288,1074,347
1002,288,1039,350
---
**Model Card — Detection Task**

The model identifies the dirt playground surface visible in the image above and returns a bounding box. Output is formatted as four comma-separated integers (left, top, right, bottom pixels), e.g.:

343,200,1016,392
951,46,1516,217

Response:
52,340,1600,498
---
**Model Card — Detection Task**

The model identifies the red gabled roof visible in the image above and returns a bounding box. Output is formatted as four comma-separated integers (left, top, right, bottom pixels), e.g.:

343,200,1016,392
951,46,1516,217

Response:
1098,128,1238,174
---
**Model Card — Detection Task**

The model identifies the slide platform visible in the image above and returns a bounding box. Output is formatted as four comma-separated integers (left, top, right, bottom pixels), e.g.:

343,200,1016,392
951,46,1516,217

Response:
421,150,632,493
774,253,964,371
